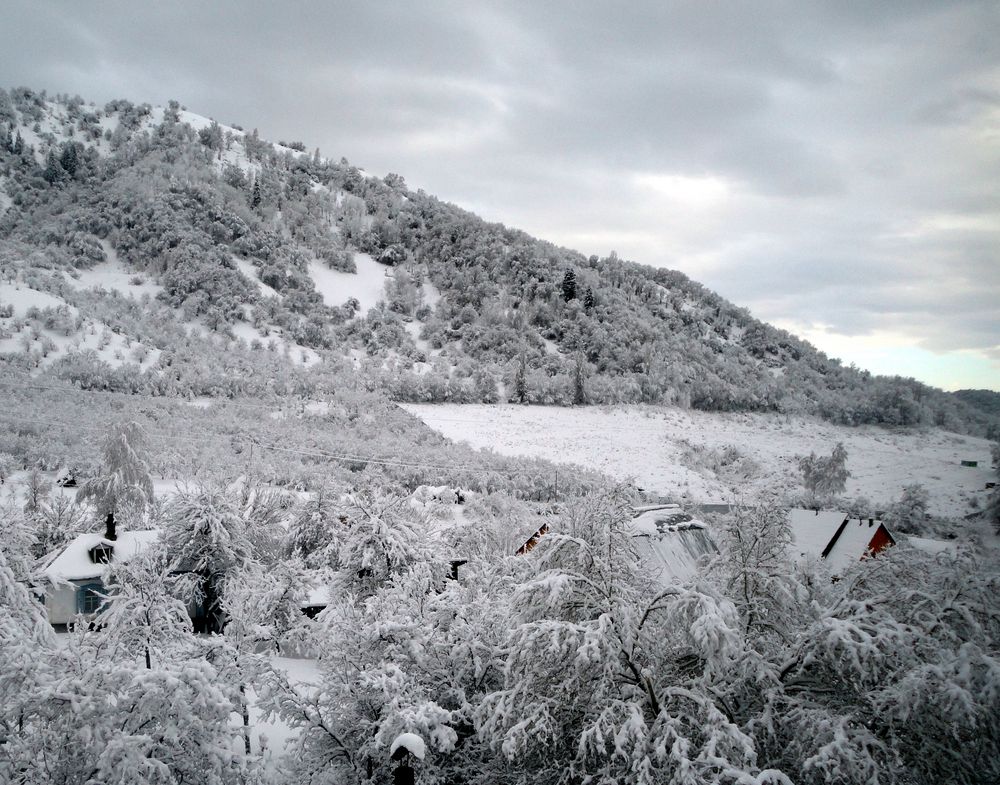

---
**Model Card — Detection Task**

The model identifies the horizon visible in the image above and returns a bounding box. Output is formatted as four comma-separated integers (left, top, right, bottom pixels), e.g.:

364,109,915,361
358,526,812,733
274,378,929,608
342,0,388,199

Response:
4,1,998,391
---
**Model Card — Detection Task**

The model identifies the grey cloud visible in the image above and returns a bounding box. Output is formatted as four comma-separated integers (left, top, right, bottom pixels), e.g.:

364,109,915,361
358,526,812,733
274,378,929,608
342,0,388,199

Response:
3,0,999,386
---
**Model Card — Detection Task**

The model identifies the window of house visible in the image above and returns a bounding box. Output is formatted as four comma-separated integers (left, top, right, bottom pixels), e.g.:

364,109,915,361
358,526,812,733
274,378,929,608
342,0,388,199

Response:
77,583,105,615
89,544,114,564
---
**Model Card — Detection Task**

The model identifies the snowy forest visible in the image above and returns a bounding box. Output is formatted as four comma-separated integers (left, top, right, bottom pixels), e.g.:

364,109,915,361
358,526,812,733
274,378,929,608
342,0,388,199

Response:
2,419,999,785
1,84,1000,785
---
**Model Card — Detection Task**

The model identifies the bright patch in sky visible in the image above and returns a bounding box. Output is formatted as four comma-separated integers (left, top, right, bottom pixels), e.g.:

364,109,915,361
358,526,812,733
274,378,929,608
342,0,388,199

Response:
776,321,1000,391
632,173,731,206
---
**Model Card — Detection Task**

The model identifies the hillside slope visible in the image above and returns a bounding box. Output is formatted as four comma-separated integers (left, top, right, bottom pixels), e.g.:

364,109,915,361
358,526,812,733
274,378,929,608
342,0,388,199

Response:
404,403,996,520
0,86,995,436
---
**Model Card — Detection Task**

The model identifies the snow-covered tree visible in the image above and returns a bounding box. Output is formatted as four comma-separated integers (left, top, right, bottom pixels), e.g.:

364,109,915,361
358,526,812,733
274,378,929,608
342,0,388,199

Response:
707,494,799,639
160,485,256,630
259,548,501,784
0,451,16,484
76,420,154,527
98,550,194,669
757,547,1000,784
799,442,850,500
0,498,38,582
327,489,430,598
33,493,88,560
222,559,310,654
884,482,930,534
21,467,50,516
284,486,340,567
4,643,253,785
479,487,781,784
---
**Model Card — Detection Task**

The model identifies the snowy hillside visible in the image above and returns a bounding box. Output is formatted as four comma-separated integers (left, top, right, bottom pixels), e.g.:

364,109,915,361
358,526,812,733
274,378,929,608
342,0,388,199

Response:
1,86,995,436
402,403,997,518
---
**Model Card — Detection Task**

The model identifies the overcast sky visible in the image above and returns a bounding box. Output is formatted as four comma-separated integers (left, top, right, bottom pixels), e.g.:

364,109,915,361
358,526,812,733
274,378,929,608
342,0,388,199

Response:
5,1,999,390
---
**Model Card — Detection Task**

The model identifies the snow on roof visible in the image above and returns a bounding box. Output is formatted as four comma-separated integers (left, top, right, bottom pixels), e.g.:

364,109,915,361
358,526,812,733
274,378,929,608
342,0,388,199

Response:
630,508,703,537
302,583,331,608
43,530,160,583
634,527,716,586
632,503,681,515
788,509,889,572
825,518,885,572
629,510,715,586
787,509,848,561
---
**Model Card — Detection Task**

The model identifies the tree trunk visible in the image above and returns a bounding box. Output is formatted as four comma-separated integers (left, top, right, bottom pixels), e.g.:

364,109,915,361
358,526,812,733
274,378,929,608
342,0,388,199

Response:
239,683,251,755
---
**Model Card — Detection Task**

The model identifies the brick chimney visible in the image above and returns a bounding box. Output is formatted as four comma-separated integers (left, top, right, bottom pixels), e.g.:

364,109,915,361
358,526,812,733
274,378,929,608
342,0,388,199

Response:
104,511,117,541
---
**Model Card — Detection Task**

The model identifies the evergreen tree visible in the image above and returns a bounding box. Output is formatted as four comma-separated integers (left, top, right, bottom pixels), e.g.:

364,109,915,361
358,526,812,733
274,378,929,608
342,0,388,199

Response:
515,352,528,404
58,141,78,177
42,150,63,184
249,176,261,210
573,352,587,405
583,286,595,310
561,268,577,301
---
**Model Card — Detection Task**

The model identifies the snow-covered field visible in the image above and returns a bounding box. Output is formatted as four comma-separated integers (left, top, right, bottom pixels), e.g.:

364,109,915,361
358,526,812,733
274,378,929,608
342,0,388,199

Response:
402,403,996,516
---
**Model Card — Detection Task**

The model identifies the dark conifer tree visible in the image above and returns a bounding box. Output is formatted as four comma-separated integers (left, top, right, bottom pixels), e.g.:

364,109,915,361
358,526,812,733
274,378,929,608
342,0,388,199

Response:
515,352,528,404
561,268,577,301
42,150,63,184
583,287,595,310
250,176,261,210
573,352,587,405
59,142,78,177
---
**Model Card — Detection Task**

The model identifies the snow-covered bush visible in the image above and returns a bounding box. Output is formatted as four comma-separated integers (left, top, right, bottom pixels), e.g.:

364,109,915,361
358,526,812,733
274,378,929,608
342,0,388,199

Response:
799,442,850,501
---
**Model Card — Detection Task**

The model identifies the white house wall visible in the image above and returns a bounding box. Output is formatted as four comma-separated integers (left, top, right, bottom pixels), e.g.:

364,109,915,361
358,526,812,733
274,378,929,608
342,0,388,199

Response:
45,583,80,626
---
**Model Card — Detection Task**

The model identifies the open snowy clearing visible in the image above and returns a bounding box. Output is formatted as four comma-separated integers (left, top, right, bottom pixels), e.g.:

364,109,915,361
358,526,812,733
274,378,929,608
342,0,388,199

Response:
308,252,389,313
0,281,65,316
401,403,996,516
61,242,163,300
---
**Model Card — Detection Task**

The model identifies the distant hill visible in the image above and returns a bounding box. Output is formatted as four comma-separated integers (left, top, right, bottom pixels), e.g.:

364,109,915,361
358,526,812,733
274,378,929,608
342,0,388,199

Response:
953,389,1000,421
0,85,996,437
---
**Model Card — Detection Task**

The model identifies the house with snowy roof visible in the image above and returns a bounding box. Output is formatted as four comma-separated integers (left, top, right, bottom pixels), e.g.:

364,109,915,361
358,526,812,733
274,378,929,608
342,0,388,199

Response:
787,508,895,573
514,503,718,586
629,506,717,586
41,514,160,626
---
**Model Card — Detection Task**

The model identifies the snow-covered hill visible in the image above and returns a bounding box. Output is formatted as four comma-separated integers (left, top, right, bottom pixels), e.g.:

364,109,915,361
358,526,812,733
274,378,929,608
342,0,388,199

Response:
3,86,995,434
402,403,996,518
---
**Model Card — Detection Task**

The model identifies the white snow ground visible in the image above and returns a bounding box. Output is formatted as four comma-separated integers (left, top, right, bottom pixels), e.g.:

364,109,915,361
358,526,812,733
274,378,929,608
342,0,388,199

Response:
308,252,389,314
401,403,996,517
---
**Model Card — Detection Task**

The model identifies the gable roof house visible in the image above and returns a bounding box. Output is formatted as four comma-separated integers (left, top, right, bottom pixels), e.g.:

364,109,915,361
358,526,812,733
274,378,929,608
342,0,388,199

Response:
787,508,896,574
629,506,717,586
41,514,160,627
514,503,718,586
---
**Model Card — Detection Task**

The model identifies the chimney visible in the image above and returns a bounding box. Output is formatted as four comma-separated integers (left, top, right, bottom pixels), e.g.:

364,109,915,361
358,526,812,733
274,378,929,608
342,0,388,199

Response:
104,511,117,541
868,518,874,527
